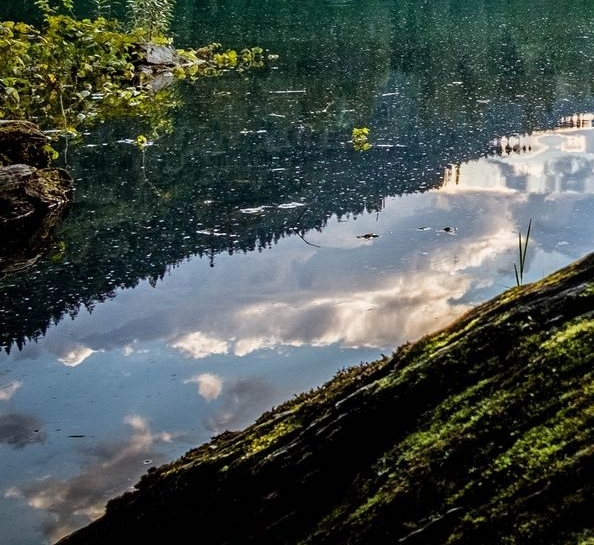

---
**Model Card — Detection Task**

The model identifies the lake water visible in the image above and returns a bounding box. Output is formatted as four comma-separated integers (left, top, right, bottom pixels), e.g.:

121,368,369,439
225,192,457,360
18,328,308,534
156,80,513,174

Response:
3,0,594,543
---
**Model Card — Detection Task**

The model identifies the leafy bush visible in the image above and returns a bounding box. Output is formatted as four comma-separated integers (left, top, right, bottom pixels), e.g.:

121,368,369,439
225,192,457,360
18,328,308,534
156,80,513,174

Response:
126,0,175,40
0,0,266,140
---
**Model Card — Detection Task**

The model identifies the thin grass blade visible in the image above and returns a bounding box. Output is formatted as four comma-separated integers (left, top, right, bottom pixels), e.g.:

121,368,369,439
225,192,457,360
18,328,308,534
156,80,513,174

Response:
522,218,532,269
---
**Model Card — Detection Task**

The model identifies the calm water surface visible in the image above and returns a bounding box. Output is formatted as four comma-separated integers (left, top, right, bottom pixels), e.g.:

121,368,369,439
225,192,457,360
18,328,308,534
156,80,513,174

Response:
3,0,594,543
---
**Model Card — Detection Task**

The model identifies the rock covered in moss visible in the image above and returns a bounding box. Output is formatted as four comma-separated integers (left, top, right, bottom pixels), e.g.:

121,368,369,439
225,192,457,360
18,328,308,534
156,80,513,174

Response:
57,253,594,544
0,119,53,168
0,120,73,277
0,164,72,222
0,120,72,216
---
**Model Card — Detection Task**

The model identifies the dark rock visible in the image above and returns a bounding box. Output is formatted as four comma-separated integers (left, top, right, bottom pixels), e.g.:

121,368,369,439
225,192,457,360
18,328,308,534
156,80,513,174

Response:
0,164,72,222
0,121,73,277
0,119,53,168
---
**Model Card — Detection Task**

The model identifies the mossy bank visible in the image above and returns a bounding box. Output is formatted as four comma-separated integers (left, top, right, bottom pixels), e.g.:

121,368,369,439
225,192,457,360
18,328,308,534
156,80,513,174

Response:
57,252,594,544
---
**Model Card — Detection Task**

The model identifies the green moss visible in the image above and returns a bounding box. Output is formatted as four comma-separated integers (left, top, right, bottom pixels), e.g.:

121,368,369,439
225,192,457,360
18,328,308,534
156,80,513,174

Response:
302,305,594,542
574,528,594,543
541,318,594,353
245,417,302,456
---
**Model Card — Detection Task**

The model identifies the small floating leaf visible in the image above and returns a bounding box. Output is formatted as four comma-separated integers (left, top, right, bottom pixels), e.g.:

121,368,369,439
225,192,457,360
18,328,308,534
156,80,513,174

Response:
135,134,148,149
352,127,372,151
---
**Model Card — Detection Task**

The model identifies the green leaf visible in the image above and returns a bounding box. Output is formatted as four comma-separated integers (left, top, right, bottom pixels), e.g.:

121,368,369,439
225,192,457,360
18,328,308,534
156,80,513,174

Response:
5,86,20,104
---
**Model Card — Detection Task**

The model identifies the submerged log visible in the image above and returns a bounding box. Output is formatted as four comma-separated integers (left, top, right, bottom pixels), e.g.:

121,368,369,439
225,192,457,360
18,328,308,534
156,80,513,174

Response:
57,253,594,544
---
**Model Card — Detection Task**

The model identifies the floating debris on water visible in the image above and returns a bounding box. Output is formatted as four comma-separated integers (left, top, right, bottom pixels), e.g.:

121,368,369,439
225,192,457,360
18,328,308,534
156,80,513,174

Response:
269,89,306,94
277,202,305,209
442,226,458,234
196,229,227,236
240,206,269,214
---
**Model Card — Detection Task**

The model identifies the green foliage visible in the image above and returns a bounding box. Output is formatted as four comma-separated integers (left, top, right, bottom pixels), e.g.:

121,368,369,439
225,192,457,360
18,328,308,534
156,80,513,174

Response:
35,0,74,19
0,6,267,142
245,418,301,455
0,15,147,134
92,0,114,19
126,0,175,40
135,134,149,150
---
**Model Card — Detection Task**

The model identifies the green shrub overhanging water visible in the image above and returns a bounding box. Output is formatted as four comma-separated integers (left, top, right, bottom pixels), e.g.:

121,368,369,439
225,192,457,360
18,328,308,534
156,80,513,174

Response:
0,0,266,143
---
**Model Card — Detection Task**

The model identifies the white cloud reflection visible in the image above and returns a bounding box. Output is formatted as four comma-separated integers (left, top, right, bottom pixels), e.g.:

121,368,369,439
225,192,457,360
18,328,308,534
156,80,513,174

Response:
444,122,594,195
4,116,594,545
172,331,229,359
203,377,274,434
58,346,97,367
184,373,223,400
167,224,520,359
0,381,21,401
5,414,173,544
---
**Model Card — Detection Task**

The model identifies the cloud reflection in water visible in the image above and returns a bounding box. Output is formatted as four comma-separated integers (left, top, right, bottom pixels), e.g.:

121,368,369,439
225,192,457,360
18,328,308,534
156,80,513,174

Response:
5,415,172,543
